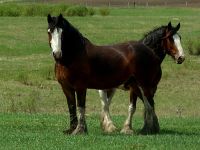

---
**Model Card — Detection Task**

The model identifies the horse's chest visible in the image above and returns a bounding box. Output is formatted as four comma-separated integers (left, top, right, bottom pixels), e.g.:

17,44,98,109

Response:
55,63,88,88
55,65,70,84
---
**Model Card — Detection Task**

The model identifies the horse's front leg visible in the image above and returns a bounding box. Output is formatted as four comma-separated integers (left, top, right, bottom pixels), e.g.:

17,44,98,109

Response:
139,87,160,134
72,89,88,135
99,89,117,133
61,86,78,134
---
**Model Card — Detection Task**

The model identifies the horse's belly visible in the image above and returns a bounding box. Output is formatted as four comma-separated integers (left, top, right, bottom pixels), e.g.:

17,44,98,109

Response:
87,74,130,89
55,63,131,90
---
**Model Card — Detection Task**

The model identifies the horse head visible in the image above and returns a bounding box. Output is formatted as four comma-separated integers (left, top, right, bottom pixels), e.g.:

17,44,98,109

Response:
162,22,185,64
47,14,65,59
47,14,86,63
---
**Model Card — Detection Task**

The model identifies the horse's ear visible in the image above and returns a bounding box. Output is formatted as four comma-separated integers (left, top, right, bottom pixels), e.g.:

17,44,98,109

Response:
167,21,172,30
57,14,63,25
58,14,63,20
175,23,180,31
47,14,52,23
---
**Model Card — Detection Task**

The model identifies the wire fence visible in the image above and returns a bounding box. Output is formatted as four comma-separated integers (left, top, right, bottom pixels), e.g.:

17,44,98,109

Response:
36,0,200,7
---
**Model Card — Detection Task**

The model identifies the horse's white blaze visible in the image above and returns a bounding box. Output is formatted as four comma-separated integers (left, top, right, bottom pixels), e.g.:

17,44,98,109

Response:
50,28,62,58
173,34,184,58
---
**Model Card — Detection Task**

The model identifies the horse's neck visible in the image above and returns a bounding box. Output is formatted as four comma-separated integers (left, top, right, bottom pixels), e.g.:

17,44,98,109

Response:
59,34,87,66
142,37,166,63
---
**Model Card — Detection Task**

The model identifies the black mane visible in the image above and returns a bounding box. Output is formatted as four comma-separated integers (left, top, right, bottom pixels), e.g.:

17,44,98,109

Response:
140,26,167,61
63,18,85,46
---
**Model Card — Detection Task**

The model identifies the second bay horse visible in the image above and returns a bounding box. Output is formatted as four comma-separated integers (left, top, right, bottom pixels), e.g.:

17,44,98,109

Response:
99,22,185,134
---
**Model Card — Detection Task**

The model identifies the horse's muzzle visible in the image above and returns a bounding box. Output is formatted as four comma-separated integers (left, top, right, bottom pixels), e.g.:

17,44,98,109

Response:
176,56,185,64
53,51,62,59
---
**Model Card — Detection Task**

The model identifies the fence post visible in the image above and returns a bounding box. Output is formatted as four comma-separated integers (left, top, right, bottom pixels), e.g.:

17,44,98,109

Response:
146,0,149,7
128,0,130,8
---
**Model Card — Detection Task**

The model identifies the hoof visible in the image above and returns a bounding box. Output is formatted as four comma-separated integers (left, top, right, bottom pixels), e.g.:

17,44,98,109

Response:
102,122,117,133
71,125,87,135
140,125,160,135
101,115,117,133
63,128,75,135
120,126,135,135
141,114,160,135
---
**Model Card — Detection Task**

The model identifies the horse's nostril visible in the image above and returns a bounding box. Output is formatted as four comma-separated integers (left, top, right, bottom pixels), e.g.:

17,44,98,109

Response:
177,56,185,64
52,52,56,57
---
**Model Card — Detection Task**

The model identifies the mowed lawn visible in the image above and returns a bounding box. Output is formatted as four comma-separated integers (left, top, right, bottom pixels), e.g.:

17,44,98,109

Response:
0,6,200,149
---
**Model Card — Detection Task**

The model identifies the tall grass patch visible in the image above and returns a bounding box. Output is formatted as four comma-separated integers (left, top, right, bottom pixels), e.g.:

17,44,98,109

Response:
0,4,97,17
187,39,200,56
99,7,110,16
66,5,88,16
0,4,21,16
65,6,96,16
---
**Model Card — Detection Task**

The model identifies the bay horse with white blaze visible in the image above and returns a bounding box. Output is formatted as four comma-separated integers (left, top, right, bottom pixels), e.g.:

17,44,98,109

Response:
47,14,185,135
99,22,185,134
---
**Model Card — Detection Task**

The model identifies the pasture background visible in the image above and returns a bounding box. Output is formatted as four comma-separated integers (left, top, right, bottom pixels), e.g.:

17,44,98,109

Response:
0,3,200,150
13,0,200,7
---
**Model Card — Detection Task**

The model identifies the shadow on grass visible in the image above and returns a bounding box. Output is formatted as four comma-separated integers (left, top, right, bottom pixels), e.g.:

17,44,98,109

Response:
159,128,200,136
99,128,200,137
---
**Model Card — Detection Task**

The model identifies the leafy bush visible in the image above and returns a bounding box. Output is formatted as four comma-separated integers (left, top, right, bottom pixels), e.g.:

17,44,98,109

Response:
66,5,88,17
187,39,200,56
0,4,101,17
88,7,96,16
50,4,69,16
99,8,110,16
23,5,40,16
0,4,21,16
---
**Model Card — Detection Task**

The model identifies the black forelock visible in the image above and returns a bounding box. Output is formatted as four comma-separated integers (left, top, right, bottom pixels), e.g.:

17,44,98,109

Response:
48,17,57,32
48,15,70,32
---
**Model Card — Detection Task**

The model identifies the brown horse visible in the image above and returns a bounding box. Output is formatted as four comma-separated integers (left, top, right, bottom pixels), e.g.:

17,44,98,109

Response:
47,14,185,135
99,24,185,134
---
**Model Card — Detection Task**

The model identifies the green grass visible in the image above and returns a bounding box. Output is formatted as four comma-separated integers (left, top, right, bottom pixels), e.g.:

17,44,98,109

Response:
0,113,200,149
0,6,200,149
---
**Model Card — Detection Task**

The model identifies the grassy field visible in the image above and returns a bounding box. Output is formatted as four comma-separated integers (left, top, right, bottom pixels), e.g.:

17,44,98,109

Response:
0,113,200,149
0,6,200,149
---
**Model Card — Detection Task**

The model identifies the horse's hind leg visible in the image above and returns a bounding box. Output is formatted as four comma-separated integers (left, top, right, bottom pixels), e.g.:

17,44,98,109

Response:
139,87,160,134
121,88,137,134
99,89,117,133
72,89,88,135
61,87,78,134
